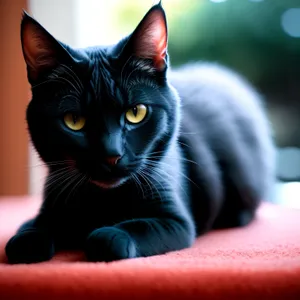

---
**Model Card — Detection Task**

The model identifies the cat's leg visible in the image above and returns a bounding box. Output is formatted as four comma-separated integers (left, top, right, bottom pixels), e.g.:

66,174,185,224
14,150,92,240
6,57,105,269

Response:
180,133,224,235
5,215,54,264
84,215,195,262
213,137,272,229
212,173,258,229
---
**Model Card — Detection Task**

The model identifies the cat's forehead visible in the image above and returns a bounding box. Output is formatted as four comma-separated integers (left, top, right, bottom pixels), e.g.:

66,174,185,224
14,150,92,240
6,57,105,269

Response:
82,47,157,109
85,50,123,107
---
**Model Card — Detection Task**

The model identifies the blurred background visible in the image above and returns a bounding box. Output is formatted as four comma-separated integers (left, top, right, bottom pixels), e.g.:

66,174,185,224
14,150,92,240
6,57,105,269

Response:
0,0,299,207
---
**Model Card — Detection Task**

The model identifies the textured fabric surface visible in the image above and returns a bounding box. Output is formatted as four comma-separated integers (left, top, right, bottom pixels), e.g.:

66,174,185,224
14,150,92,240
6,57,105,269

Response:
0,196,300,300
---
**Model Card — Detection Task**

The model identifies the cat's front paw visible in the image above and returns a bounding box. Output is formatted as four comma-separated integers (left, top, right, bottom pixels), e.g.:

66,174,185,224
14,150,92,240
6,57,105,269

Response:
5,229,54,264
85,227,137,262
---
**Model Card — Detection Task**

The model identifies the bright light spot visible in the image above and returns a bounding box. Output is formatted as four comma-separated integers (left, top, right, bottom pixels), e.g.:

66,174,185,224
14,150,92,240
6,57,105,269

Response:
209,0,227,3
281,8,300,38
276,182,300,209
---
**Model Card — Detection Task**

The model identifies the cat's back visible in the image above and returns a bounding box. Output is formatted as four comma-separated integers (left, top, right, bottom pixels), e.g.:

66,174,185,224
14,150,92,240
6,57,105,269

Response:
169,62,275,202
169,62,274,153
169,62,270,138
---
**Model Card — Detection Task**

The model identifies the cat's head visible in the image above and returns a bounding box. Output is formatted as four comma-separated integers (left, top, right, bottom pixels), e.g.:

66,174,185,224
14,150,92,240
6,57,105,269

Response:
22,2,180,189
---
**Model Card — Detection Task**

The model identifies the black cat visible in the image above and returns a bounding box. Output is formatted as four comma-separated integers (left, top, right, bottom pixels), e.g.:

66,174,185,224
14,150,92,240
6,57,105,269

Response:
6,2,275,264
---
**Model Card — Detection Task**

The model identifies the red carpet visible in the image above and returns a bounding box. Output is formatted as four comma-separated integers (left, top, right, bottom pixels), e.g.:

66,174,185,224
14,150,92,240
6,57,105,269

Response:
0,196,300,299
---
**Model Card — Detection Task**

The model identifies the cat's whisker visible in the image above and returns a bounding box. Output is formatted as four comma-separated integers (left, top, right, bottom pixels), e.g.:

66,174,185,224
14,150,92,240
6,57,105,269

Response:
59,94,82,104
141,165,168,192
140,169,165,202
135,170,150,198
145,159,200,190
49,76,81,97
76,174,90,204
60,64,84,92
131,173,142,198
139,168,164,203
163,134,193,149
47,159,74,163
44,174,72,207
123,63,145,88
45,168,76,196
143,161,189,199
74,174,91,207
33,72,80,97
143,150,166,156
136,173,146,200
62,172,82,202
31,78,53,89
120,55,133,88
178,131,201,135
46,166,74,176
148,164,188,197
177,140,192,149
131,173,145,200
73,173,88,198
136,168,171,205
64,172,86,207
31,166,71,188
49,169,79,209
44,169,74,193
149,155,199,166
144,152,199,166
137,169,155,200
142,163,170,190
57,170,80,196
29,160,74,169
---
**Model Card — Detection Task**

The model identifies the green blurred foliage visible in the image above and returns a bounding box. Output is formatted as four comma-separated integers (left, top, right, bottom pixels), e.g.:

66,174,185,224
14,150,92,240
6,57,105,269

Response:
114,0,300,91
112,0,199,36
167,0,300,87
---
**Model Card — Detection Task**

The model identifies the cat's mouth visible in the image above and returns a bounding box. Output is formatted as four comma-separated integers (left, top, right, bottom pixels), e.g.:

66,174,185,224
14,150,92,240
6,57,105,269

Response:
90,177,127,189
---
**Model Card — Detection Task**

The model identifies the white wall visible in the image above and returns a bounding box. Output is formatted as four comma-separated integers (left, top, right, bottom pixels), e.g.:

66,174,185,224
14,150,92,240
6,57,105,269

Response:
75,0,120,47
29,0,78,46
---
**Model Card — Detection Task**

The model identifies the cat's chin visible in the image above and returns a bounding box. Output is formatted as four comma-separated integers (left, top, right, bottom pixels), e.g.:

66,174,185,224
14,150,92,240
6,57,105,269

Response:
90,178,127,189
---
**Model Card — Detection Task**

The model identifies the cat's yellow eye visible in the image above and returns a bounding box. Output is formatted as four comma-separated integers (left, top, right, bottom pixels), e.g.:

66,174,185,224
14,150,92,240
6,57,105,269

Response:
64,113,86,131
125,104,147,124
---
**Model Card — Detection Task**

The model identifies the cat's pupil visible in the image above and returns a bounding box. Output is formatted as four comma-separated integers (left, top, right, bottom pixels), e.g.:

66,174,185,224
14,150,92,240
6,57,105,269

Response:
132,107,138,117
72,114,78,124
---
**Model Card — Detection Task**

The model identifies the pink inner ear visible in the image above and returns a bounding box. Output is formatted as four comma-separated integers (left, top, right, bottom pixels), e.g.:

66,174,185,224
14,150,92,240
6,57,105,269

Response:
22,22,56,72
134,9,167,69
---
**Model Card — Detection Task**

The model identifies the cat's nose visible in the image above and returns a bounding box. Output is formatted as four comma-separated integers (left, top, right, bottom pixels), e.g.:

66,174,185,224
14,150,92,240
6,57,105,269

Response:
104,156,121,166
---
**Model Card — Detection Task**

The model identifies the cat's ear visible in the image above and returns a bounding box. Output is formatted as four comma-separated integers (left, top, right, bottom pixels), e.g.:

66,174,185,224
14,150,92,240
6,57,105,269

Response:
21,11,72,83
124,2,168,71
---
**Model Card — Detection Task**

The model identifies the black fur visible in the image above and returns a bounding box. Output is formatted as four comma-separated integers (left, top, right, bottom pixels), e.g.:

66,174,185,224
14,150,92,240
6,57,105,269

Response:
6,3,275,264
